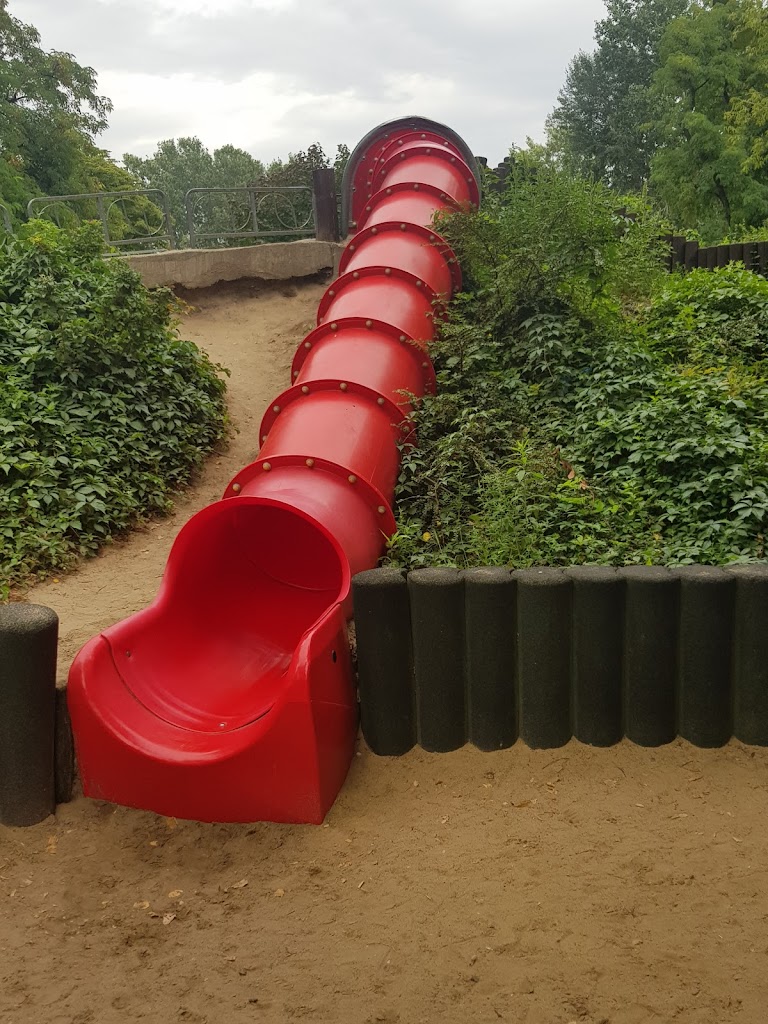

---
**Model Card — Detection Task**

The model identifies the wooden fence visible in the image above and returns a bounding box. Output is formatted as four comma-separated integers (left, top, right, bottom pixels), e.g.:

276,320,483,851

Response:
664,235,768,275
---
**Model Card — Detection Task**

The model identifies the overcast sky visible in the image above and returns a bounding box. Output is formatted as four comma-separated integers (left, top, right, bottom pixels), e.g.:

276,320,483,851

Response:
12,0,606,165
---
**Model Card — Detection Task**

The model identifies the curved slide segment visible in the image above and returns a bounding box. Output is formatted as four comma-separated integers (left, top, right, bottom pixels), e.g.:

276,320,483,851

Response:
68,117,479,823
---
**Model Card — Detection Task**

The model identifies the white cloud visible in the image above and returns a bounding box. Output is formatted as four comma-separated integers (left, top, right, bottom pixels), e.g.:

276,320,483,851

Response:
98,69,314,159
11,0,605,163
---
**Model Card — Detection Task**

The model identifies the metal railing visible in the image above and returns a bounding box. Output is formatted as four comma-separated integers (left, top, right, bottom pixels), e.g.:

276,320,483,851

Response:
185,186,314,248
27,189,175,250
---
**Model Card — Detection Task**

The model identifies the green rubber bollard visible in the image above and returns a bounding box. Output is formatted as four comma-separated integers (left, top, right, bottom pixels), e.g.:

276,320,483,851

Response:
0,604,59,826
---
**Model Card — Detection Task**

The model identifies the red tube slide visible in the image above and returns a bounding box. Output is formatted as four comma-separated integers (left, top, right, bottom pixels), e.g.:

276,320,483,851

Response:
67,117,480,823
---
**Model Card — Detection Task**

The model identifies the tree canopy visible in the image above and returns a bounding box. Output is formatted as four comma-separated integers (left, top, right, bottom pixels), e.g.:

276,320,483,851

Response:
123,137,265,233
0,3,349,246
547,0,689,190
124,138,349,243
0,0,118,219
548,0,768,237
650,0,768,236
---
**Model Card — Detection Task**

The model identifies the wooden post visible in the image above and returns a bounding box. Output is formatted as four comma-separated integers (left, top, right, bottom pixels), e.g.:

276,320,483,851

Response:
671,236,686,269
684,239,699,271
312,168,340,242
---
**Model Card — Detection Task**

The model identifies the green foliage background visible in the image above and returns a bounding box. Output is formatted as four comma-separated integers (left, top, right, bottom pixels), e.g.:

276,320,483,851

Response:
548,0,768,240
0,221,229,596
386,169,768,570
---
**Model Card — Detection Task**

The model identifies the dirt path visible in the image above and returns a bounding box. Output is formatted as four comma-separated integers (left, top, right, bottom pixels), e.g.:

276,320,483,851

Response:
5,279,768,1024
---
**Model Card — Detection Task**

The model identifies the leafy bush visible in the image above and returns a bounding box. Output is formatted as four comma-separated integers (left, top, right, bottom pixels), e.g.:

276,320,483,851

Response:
386,171,768,570
645,264,768,364
0,221,229,595
568,267,768,563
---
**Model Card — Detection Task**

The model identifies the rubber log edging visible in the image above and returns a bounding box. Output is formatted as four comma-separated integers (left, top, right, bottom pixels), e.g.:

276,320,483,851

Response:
55,686,76,804
516,568,572,749
728,564,768,745
353,568,415,755
566,566,623,747
0,604,58,826
408,568,465,752
677,565,734,748
354,563,768,752
464,568,517,750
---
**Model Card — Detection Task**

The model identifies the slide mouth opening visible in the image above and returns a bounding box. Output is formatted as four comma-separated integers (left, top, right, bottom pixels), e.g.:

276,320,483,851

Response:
232,499,349,596
168,496,351,602
103,498,350,734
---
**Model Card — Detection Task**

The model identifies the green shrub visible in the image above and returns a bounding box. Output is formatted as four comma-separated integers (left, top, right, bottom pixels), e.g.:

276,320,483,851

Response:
0,221,229,595
385,172,768,571
644,263,768,364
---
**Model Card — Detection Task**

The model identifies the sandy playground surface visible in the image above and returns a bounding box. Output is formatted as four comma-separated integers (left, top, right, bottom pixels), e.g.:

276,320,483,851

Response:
3,278,768,1024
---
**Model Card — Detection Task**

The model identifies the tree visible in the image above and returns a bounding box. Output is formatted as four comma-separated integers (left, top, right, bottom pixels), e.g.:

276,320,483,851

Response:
725,0,768,172
547,0,689,190
124,137,267,243
650,0,768,236
334,143,350,192
125,138,350,244
124,137,217,229
0,0,112,218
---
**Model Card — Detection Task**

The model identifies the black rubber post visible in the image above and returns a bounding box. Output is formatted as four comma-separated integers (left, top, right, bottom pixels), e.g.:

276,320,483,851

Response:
55,687,76,804
408,568,465,752
566,567,624,747
0,604,58,826
352,568,415,755
728,564,768,745
515,568,572,749
620,567,679,747
677,566,734,747
463,568,517,751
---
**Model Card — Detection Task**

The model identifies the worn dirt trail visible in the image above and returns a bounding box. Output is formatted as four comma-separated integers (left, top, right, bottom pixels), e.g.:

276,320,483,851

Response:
5,279,768,1024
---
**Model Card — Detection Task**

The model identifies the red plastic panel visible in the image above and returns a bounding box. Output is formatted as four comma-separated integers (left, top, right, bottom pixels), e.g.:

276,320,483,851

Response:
380,156,476,207
257,387,404,502
376,130,462,164
69,602,356,824
346,118,478,226
237,463,394,580
339,224,456,301
67,498,356,823
358,183,457,231
349,131,456,222
293,325,434,411
318,271,436,344
105,501,346,731
297,317,431,362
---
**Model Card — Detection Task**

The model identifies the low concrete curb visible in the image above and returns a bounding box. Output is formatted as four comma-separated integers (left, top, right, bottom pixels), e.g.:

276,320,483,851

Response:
352,564,768,753
122,239,345,290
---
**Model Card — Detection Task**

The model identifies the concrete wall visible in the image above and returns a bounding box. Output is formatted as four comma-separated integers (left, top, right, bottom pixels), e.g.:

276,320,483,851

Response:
353,564,768,754
122,238,345,290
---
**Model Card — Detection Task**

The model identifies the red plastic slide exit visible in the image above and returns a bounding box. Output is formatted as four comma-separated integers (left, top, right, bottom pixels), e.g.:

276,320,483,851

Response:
67,117,480,823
